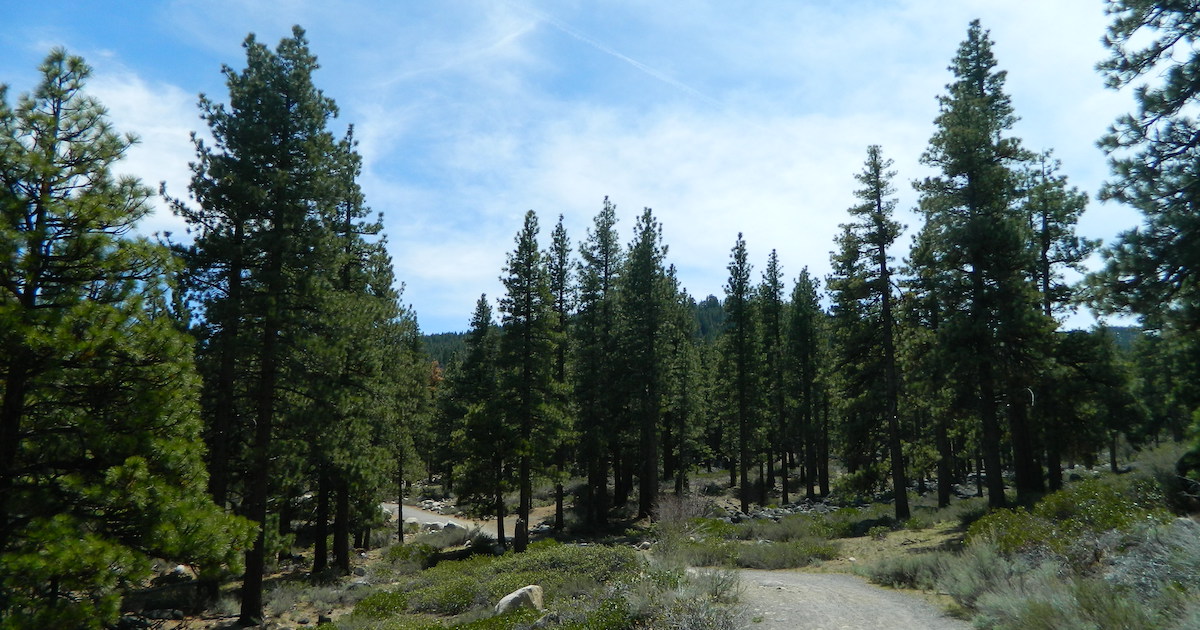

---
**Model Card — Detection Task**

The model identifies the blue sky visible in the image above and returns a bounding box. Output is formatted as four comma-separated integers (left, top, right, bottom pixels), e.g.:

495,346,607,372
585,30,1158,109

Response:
2,1,1139,333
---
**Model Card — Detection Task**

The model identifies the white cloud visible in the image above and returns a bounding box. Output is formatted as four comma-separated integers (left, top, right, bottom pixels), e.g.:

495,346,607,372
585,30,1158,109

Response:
89,70,200,240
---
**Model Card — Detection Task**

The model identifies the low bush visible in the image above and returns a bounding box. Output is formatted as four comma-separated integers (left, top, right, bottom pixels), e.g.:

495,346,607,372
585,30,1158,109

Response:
973,575,1159,630
735,540,839,569
384,543,437,570
859,552,947,590
350,541,641,621
966,477,1173,569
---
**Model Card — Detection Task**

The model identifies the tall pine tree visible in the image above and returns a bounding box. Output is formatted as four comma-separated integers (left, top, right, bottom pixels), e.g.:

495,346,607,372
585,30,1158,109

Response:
0,49,252,629
497,210,562,551
830,145,909,519
915,21,1047,507
573,198,624,527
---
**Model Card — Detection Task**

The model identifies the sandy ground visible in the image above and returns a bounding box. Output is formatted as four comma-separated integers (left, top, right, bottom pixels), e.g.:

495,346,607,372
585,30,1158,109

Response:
737,570,970,630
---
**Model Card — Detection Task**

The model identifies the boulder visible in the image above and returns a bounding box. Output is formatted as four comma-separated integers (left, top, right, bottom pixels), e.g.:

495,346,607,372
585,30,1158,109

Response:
494,585,544,615
442,521,463,531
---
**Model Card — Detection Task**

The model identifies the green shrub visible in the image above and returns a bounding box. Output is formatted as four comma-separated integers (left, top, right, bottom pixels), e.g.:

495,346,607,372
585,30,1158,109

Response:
353,590,410,619
450,607,542,628
860,552,947,590
406,575,484,615
973,576,1159,630
689,517,737,540
385,543,438,570
675,538,737,567
965,508,1053,555
735,540,839,569
936,543,1036,609
560,597,633,630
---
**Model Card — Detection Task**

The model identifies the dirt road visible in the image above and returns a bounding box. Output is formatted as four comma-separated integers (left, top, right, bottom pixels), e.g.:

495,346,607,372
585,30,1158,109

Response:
737,570,969,630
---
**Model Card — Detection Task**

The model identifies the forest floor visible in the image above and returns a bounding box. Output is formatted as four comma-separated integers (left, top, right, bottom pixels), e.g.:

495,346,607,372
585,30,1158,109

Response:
158,512,970,629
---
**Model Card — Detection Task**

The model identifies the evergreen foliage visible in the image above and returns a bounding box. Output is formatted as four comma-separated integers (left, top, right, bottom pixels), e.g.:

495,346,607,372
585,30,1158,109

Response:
170,26,422,621
496,210,563,551
914,20,1051,507
1095,0,1200,481
618,208,672,518
0,49,253,629
722,233,761,513
573,198,624,527
828,145,909,519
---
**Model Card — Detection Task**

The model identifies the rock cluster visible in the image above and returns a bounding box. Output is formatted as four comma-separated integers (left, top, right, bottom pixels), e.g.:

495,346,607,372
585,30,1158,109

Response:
715,499,836,523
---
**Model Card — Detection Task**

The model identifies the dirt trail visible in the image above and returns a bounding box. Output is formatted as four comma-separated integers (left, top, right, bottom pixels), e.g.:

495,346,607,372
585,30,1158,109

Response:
737,570,969,630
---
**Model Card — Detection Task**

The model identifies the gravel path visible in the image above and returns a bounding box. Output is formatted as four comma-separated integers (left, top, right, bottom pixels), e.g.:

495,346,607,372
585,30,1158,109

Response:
736,570,969,630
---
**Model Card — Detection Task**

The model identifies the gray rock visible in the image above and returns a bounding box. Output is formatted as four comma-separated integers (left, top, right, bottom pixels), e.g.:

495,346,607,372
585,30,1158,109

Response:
494,585,544,615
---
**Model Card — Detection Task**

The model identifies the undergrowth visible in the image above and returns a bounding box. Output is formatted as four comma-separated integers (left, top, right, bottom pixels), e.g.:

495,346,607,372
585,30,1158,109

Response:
859,444,1200,629
345,539,739,629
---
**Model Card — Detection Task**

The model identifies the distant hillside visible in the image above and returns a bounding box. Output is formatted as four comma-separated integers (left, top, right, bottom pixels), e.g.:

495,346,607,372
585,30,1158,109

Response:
1101,325,1141,352
422,332,466,366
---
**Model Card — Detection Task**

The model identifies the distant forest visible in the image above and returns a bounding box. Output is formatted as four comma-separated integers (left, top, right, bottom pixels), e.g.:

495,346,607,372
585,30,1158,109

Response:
3,6,1200,629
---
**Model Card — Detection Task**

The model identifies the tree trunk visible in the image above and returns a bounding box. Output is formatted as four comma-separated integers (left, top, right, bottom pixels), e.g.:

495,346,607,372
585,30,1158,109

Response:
494,455,507,550
334,477,350,575
1008,387,1044,505
239,302,279,626
818,393,831,497
587,455,609,527
936,417,953,508
209,245,242,509
781,449,790,505
0,360,30,553
638,400,658,519
1046,441,1063,491
515,454,531,552
314,470,329,573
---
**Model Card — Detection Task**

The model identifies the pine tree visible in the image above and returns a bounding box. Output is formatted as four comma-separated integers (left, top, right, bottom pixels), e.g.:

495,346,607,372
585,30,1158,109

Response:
722,233,760,513
758,250,787,503
915,21,1047,507
661,275,705,495
1023,152,1096,488
1094,0,1200,479
785,269,824,500
546,215,573,530
831,145,909,519
497,210,562,552
172,27,372,621
828,223,887,495
619,208,670,518
452,296,510,547
0,49,253,629
1094,0,1200,333
574,198,624,527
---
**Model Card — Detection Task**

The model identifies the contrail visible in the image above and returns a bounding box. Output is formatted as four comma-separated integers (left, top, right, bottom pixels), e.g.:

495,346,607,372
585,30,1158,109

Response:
514,3,722,108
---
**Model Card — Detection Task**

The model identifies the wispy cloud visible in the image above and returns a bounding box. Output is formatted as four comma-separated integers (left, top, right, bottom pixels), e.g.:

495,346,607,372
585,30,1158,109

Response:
512,2,723,109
